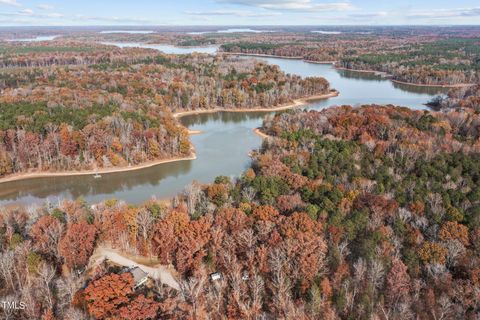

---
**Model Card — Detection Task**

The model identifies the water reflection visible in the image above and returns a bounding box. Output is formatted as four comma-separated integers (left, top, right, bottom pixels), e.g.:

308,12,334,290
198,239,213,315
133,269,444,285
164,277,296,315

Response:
391,81,446,96
336,69,386,81
0,54,449,206
180,111,274,127
0,160,193,203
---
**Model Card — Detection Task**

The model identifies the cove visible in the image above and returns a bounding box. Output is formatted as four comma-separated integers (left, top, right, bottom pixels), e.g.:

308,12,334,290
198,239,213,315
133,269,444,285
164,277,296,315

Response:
0,47,448,206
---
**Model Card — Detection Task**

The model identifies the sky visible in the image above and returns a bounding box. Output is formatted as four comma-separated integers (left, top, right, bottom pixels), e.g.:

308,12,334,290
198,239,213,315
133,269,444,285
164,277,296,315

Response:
0,0,480,26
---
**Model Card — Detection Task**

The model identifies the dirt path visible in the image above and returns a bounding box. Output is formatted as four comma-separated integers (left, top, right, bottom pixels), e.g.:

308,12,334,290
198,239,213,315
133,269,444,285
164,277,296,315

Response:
89,246,180,290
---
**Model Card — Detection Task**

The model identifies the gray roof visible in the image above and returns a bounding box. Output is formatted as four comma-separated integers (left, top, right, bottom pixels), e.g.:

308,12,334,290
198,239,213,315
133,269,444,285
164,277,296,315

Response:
130,267,148,283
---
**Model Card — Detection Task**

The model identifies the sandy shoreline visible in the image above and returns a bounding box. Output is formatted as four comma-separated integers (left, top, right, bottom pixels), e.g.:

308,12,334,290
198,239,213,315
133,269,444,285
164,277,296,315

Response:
174,90,339,118
0,91,338,185
304,60,337,65
0,153,197,185
391,79,475,88
335,67,390,77
221,52,304,60
253,128,271,139
188,129,203,135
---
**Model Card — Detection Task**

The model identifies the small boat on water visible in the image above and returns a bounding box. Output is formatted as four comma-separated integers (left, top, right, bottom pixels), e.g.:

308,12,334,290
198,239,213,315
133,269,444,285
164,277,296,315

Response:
93,172,102,179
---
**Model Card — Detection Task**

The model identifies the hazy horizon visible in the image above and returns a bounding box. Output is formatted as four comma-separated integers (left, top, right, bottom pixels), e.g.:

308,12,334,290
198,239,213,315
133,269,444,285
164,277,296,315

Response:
0,0,479,26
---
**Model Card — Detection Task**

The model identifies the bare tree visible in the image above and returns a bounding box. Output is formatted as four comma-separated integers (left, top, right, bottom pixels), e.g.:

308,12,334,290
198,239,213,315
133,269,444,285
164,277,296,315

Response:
444,240,466,267
269,247,294,317
184,182,202,217
63,307,87,320
37,263,56,309
32,216,64,259
55,272,83,312
427,193,445,219
136,209,155,241
1,294,21,320
368,258,385,295
0,251,15,290
433,295,453,320
179,272,207,318
242,187,256,203
248,271,265,318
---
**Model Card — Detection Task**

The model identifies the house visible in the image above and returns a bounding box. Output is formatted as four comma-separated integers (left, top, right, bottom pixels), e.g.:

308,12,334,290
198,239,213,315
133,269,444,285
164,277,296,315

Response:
129,267,149,288
210,272,222,281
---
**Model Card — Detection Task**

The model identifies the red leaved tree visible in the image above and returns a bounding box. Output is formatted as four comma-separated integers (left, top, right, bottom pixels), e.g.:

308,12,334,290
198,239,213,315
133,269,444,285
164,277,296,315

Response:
58,221,97,269
119,294,160,320
83,273,134,319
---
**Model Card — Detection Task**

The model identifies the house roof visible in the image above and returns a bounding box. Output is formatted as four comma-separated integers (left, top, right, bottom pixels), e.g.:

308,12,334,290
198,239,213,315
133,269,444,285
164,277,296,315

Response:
130,267,148,284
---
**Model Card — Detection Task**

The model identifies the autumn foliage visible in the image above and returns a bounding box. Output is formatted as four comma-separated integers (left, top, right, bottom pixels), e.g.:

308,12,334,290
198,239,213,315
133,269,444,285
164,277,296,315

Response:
58,220,97,269
83,272,134,319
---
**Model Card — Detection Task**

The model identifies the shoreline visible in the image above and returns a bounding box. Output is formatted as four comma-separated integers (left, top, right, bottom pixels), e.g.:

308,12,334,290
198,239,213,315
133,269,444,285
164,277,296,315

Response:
253,128,271,139
174,90,339,118
391,79,475,88
188,129,203,135
0,153,197,185
223,52,335,64
335,67,390,77
225,52,474,88
304,59,337,65
0,91,338,185
336,67,475,88
221,52,304,60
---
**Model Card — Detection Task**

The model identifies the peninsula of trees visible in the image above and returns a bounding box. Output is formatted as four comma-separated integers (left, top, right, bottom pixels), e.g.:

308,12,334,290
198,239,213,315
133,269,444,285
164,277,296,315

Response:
214,28,480,86
0,42,330,178
428,84,480,111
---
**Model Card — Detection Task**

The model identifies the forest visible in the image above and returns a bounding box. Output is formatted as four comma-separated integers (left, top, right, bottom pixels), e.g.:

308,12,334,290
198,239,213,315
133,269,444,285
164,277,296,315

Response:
0,42,330,178
7,26,477,86
1,89,480,318
216,31,480,86
428,84,480,112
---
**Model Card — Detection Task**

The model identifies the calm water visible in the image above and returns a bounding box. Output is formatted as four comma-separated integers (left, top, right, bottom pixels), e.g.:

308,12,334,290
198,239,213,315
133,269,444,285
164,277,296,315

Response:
100,42,219,54
7,35,58,42
0,51,447,206
187,29,275,35
99,31,155,34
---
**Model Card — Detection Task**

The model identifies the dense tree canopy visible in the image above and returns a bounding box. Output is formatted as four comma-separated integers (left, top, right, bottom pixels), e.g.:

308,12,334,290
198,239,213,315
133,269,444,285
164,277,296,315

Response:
217,31,480,85
0,43,329,177
2,101,480,319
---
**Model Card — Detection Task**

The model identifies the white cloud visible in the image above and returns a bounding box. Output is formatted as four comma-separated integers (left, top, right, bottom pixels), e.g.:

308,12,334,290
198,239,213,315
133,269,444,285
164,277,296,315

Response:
216,0,354,11
187,9,281,17
45,12,63,18
18,8,33,15
37,4,54,10
408,7,480,19
349,11,387,19
0,8,64,19
0,0,20,6
72,14,152,24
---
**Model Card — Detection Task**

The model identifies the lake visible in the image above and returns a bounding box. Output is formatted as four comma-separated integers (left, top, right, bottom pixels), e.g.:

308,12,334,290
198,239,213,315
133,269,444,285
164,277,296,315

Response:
0,49,447,206
6,35,58,42
99,31,155,34
100,42,219,54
